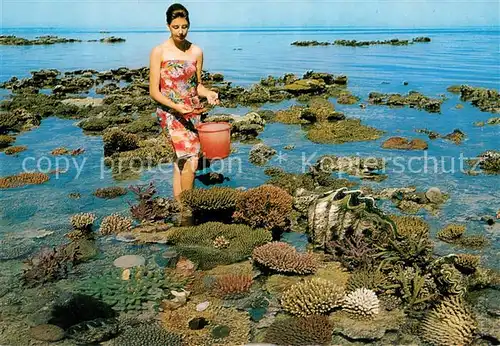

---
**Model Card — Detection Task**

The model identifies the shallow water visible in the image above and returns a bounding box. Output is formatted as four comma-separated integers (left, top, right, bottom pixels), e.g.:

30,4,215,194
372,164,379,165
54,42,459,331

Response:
0,27,499,269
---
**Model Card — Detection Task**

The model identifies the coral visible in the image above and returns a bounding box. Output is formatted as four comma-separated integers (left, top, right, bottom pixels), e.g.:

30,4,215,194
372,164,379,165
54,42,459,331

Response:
459,85,500,113
264,275,303,297
93,186,128,199
212,273,253,299
99,213,134,235
326,232,377,271
248,143,277,166
29,324,65,342
263,315,333,346
66,318,120,344
300,96,344,122
342,288,380,317
0,134,15,148
102,127,140,156
110,323,182,346
437,224,466,242
128,182,174,223
0,239,35,260
421,295,477,346
252,241,318,274
180,186,240,223
306,119,383,144
0,172,49,188
212,235,230,249
78,265,185,312
22,246,79,287
454,254,480,274
146,222,272,270
265,171,316,195
274,105,307,124
368,91,443,113
381,137,428,150
233,184,293,231
458,235,489,249
161,297,250,346
389,215,430,238
51,147,69,155
346,267,390,294
4,145,27,155
281,278,344,316
388,266,437,311
70,212,96,231
379,294,403,311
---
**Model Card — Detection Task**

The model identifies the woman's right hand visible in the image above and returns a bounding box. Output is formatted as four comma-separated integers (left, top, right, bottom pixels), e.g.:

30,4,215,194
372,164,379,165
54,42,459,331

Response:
173,104,194,115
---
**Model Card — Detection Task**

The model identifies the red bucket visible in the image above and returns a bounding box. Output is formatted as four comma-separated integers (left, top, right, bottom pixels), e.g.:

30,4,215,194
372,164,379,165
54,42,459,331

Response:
197,122,231,159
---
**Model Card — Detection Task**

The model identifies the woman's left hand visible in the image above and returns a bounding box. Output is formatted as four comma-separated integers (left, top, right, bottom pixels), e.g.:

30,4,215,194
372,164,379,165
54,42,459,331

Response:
207,91,220,105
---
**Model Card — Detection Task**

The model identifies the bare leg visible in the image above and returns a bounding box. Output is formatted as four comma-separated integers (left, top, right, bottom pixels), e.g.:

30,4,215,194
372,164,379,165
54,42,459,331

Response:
180,156,199,192
172,162,182,203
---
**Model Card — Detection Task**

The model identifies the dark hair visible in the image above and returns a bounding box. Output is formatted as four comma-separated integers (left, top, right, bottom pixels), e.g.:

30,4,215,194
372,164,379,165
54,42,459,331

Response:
166,3,190,25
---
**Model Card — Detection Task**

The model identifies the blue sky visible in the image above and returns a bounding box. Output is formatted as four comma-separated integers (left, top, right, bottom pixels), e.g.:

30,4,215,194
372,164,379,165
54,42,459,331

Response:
2,0,499,29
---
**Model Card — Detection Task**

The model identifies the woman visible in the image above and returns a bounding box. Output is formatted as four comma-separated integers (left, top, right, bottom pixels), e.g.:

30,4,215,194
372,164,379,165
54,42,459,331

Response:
149,3,219,203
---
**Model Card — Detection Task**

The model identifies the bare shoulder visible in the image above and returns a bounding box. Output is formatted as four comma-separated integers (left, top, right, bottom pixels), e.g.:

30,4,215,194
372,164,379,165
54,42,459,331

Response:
150,44,164,59
190,44,203,58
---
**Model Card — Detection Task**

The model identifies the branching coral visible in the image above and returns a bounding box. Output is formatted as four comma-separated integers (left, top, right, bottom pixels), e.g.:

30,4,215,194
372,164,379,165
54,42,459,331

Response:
99,213,134,235
263,315,333,346
326,232,377,271
70,212,96,231
0,172,49,189
454,254,480,274
389,215,430,238
437,224,466,242
180,186,240,223
233,184,293,231
388,266,437,311
306,119,383,144
128,182,174,223
212,236,230,249
281,278,344,316
212,273,253,299
342,288,380,317
4,145,27,155
346,267,392,294
102,127,139,156
154,222,271,270
421,295,477,346
252,241,318,274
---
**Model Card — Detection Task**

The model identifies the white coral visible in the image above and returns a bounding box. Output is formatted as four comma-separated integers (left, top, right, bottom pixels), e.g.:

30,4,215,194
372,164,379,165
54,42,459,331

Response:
342,288,380,317
99,213,133,235
70,212,96,230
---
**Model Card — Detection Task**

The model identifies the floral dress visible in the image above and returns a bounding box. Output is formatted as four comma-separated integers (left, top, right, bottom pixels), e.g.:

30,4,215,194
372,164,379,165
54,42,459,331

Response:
156,59,202,160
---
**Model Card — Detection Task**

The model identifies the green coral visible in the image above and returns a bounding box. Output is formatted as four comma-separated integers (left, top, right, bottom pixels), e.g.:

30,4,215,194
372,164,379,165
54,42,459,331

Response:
263,315,333,346
180,187,240,223
454,254,480,274
388,266,437,311
346,267,392,294
389,215,430,238
164,222,272,270
437,224,466,242
78,265,185,312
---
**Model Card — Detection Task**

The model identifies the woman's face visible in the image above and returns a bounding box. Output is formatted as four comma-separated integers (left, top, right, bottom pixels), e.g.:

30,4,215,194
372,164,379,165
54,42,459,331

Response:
168,17,189,42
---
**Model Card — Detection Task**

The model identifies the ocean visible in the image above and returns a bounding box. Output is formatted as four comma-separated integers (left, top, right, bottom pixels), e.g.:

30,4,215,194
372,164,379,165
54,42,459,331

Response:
0,27,499,268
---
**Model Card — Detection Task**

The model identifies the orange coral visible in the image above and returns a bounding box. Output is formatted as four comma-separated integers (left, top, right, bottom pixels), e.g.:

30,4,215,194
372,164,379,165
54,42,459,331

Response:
0,172,49,189
252,241,318,274
212,273,253,298
233,184,293,231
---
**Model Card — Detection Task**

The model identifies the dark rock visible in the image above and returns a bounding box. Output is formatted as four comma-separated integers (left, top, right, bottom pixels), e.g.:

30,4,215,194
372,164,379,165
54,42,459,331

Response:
189,317,209,330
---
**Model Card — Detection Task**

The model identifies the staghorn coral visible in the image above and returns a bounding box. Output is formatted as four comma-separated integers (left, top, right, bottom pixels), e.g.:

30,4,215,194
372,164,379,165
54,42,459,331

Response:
263,315,333,346
326,231,377,271
252,241,318,274
281,278,344,316
212,273,253,299
389,214,429,238
145,222,272,270
421,295,477,346
212,235,230,249
0,172,49,189
128,182,175,223
437,224,466,242
458,235,489,249
233,184,293,231
181,186,240,223
342,288,380,317
93,186,128,199
161,297,250,346
70,212,96,231
379,294,403,311
346,267,391,294
454,254,480,274
110,323,182,346
99,213,134,235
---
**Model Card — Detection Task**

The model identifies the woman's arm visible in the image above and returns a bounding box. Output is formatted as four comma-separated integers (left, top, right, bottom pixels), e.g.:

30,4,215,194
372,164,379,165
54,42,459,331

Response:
149,46,184,112
195,50,219,104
